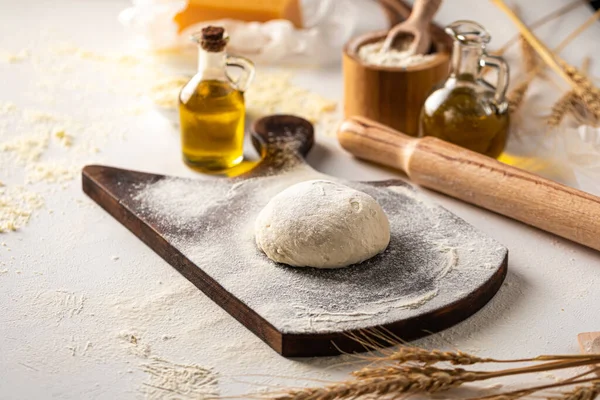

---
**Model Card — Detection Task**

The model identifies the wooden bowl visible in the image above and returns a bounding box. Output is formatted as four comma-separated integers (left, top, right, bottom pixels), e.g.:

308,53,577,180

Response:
343,31,451,137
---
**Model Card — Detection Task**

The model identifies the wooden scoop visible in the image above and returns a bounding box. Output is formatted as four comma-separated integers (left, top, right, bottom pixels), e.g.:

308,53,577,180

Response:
337,116,600,253
381,0,442,54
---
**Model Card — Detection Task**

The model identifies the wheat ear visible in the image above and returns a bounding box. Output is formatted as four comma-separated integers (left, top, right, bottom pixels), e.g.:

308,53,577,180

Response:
274,367,479,400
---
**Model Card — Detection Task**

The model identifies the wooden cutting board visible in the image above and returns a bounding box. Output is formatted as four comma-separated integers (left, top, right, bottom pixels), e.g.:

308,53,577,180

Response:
82,115,508,357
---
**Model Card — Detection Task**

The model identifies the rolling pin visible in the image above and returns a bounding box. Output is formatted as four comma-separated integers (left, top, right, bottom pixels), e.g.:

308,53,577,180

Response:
337,116,600,252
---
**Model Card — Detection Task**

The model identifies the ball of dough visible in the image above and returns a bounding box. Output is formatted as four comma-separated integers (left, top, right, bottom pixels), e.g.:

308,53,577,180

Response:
255,180,390,269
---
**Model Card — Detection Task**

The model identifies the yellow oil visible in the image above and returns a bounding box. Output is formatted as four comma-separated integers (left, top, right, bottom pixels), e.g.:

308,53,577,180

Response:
420,86,509,159
179,79,245,171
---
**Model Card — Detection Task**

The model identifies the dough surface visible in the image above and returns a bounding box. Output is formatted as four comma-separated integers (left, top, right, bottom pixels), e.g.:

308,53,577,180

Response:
255,180,391,269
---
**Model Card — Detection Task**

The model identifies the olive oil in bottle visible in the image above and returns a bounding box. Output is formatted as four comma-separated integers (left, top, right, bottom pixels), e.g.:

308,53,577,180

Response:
420,21,510,159
179,26,254,171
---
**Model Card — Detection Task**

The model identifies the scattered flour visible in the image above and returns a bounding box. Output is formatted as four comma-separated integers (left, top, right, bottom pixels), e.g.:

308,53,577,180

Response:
150,76,189,109
25,161,79,184
24,110,68,124
64,337,93,357
118,330,152,358
54,130,73,147
0,44,143,233
0,102,17,114
149,71,338,126
140,357,218,400
108,281,230,394
358,40,436,68
32,290,87,323
246,72,337,123
0,131,50,163
0,48,30,63
0,43,338,235
0,186,45,232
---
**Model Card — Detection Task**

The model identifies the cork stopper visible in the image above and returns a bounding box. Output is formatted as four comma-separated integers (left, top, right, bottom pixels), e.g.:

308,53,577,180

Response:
199,26,228,52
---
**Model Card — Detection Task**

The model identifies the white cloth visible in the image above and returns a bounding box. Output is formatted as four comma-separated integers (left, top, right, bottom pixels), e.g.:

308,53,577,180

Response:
118,0,389,65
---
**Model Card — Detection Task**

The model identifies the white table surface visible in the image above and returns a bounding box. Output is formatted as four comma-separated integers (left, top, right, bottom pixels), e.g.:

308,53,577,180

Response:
1,1,600,399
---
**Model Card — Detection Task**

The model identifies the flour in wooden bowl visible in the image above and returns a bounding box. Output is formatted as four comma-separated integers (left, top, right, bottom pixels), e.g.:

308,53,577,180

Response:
358,40,436,68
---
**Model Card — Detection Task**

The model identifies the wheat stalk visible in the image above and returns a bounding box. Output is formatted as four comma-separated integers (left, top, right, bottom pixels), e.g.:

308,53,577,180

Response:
260,328,600,400
492,0,581,87
507,79,532,113
268,356,600,399
274,367,480,400
520,35,538,74
494,0,586,56
582,57,591,73
347,330,600,368
549,381,600,400
378,347,493,365
493,0,600,125
383,348,600,366
554,8,600,54
506,7,598,114
548,92,575,126
546,56,597,126
470,379,600,400
352,365,485,380
561,61,600,117
548,60,600,126
379,346,600,367
504,35,540,113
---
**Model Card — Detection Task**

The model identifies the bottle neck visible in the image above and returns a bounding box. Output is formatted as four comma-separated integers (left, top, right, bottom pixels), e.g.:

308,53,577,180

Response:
197,48,227,81
450,41,483,80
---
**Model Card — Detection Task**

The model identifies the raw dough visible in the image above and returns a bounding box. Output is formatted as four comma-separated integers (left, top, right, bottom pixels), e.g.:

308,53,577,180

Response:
255,180,391,268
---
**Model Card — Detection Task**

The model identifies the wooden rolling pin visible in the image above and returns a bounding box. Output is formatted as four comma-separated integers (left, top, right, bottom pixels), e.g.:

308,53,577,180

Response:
338,116,600,252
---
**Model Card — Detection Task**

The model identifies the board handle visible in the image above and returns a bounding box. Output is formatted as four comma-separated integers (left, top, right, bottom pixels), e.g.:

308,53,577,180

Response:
338,116,600,252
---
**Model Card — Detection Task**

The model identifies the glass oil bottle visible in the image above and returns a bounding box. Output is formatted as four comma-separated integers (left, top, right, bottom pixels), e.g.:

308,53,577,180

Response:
420,21,510,158
179,26,255,171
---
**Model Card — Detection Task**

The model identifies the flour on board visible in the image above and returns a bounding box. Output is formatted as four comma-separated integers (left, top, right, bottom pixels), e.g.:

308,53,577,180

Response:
134,158,506,334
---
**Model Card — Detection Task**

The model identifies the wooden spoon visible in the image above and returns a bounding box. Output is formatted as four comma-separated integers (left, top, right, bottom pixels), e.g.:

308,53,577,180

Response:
380,0,443,55
337,116,600,253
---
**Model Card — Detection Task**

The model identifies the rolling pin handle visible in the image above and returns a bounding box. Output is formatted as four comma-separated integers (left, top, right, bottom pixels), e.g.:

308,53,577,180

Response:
337,116,417,174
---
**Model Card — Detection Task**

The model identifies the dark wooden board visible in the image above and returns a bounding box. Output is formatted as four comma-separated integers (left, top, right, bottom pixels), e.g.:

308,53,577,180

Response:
82,115,508,357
